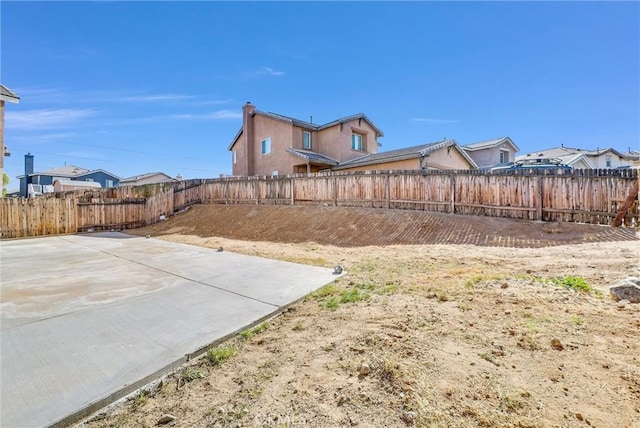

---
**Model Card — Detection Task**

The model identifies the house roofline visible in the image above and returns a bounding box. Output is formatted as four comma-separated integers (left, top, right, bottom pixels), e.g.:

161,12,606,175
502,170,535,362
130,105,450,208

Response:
227,110,384,151
463,137,519,153
334,139,477,170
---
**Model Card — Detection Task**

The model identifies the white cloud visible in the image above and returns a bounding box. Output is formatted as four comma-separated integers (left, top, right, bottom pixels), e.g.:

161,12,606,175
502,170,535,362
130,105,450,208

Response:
239,67,286,79
6,109,96,130
411,117,458,124
170,109,242,120
261,66,285,76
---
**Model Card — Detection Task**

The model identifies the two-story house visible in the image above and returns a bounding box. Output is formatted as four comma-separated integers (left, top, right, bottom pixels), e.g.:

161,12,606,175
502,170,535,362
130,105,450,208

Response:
228,103,384,176
461,137,519,168
17,153,120,197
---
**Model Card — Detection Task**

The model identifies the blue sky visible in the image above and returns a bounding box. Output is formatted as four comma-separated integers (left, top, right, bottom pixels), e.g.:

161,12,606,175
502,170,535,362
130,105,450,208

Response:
2,1,638,189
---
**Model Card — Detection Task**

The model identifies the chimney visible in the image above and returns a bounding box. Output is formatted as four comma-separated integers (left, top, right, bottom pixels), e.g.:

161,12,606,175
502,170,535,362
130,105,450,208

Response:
242,102,256,176
24,153,34,197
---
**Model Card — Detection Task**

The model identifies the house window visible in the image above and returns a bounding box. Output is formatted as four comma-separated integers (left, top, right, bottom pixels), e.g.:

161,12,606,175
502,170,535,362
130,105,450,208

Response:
605,156,611,167
232,150,237,164
303,131,311,149
500,151,509,163
106,179,114,188
351,133,363,151
261,137,271,155
85,178,94,182
272,170,278,176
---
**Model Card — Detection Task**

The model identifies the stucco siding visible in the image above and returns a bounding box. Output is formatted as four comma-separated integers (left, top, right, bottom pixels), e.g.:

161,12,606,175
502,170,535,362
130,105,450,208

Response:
252,115,296,176
466,143,515,167
316,119,378,162
339,158,420,172
424,148,474,170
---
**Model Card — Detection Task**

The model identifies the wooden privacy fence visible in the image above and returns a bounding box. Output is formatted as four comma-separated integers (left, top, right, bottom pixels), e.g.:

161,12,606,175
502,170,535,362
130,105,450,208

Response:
1,170,638,239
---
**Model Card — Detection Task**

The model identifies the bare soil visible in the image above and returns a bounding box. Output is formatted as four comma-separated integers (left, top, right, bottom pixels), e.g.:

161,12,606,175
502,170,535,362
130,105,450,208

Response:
82,205,639,428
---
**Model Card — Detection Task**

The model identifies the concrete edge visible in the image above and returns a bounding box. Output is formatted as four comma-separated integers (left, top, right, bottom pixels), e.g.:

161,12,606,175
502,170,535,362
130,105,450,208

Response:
56,275,343,428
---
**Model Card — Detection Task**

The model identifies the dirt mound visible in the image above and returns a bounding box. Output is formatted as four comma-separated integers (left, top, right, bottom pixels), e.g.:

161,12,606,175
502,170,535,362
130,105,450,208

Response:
131,204,638,247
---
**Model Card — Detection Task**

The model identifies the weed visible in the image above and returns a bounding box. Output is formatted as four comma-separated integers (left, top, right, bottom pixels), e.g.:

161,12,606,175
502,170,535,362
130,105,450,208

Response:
479,352,499,366
550,276,603,297
182,366,204,382
207,346,235,366
458,302,472,311
436,292,449,302
377,284,398,295
292,321,304,331
131,390,149,408
339,288,368,304
570,315,584,325
324,298,339,309
309,284,341,300
354,282,376,290
240,322,269,340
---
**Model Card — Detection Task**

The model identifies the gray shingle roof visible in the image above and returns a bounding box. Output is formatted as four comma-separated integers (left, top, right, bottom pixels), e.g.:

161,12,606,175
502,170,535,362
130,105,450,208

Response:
0,84,20,103
334,139,477,170
463,137,519,152
286,148,339,166
228,109,384,150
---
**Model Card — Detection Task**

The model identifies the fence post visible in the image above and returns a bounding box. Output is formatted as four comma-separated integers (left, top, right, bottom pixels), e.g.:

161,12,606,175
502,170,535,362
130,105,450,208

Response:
449,173,456,214
334,176,338,206
385,173,390,209
290,177,295,206
536,174,543,221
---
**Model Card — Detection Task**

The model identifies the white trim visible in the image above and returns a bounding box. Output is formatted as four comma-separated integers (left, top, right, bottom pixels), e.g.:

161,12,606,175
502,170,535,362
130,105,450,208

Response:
261,137,272,155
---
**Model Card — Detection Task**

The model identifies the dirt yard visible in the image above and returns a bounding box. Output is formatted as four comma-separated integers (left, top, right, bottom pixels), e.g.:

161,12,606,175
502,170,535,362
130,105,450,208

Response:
81,205,639,428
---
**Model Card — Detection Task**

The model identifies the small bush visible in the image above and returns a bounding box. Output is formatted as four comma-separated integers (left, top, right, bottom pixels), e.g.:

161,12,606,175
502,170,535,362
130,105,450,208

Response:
207,346,235,366
550,276,602,297
182,366,204,382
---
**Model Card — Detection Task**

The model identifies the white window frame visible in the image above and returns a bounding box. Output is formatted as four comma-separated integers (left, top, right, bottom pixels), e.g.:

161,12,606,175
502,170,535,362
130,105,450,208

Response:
261,137,271,155
106,179,114,188
272,170,279,176
605,155,611,168
499,150,509,164
232,150,237,164
303,131,311,149
85,178,94,182
351,133,363,151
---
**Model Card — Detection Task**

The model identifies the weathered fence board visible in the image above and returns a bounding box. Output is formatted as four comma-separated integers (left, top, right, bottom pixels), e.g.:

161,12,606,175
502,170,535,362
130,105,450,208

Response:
1,169,637,239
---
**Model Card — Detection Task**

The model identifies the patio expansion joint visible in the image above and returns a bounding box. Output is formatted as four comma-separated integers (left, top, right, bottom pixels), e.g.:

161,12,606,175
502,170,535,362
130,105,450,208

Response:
56,236,280,309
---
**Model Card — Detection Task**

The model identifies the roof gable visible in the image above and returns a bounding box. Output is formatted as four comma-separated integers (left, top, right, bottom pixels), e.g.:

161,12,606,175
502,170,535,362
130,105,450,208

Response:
0,84,20,103
228,109,384,151
463,137,519,152
334,139,477,170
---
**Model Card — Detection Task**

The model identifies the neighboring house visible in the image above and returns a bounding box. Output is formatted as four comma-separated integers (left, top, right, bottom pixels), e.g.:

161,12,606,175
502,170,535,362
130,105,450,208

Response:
623,150,640,167
1,84,20,189
516,146,631,169
461,137,519,168
228,102,384,176
17,153,120,197
333,139,477,172
119,172,178,187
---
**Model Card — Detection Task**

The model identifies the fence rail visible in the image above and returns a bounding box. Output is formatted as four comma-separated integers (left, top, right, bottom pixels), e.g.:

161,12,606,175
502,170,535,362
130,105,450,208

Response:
1,170,638,239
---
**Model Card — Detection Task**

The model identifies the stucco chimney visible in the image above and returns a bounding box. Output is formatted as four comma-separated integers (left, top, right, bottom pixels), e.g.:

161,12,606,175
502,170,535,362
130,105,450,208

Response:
243,102,256,176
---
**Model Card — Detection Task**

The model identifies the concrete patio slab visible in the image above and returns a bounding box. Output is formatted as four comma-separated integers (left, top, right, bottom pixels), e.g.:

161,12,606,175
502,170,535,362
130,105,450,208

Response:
0,232,340,428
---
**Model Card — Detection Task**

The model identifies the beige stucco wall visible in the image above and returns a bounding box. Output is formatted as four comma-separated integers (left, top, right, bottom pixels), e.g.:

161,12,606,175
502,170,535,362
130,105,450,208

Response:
587,152,624,169
423,147,473,170
316,119,379,163
466,142,516,167
338,158,421,172
251,115,298,175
